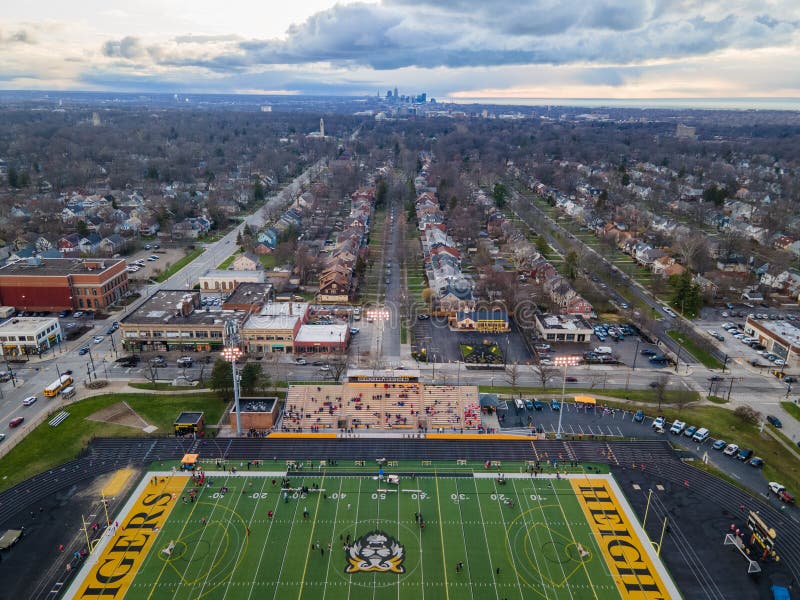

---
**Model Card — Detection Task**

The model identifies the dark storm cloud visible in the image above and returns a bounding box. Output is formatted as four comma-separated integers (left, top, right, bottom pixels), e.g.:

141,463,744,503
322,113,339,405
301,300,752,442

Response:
99,1,800,72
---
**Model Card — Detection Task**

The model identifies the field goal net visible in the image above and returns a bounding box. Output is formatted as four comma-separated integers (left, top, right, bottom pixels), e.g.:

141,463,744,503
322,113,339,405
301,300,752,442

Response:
724,533,762,574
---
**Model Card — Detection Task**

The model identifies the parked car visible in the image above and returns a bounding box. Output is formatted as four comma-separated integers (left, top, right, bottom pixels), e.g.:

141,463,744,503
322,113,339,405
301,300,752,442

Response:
524,400,534,411
708,375,724,382
737,448,753,461
766,415,783,428
692,428,710,443
176,356,193,367
551,398,560,411
564,376,578,383
652,416,666,431
350,328,360,335
92,336,104,344
683,425,697,438
73,311,85,318
533,399,544,411
318,364,331,371
670,420,686,435
633,410,644,423
641,349,657,356
712,439,727,451
769,482,795,504
723,443,739,456
9,416,24,428
22,396,37,406
78,346,90,355
749,457,764,468
312,360,326,366
295,358,307,365
417,314,430,320
783,376,797,383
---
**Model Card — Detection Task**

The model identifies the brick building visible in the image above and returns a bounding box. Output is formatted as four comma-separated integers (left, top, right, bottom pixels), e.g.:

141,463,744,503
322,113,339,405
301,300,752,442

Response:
0,257,128,312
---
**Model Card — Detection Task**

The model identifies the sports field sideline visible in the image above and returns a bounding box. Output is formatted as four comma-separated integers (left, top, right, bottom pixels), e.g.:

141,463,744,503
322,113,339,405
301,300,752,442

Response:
66,465,680,599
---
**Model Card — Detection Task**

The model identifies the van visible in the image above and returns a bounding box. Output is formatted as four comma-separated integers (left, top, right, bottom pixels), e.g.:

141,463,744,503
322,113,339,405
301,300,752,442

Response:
61,386,76,399
670,420,686,435
594,346,613,355
692,427,710,443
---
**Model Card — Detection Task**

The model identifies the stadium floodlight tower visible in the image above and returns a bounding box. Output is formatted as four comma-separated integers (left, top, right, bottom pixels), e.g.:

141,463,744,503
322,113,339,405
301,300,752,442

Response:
222,319,244,436
554,355,580,440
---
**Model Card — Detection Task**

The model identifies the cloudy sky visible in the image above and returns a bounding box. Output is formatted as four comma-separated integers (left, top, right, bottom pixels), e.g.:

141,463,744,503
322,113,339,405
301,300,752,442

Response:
1,0,799,99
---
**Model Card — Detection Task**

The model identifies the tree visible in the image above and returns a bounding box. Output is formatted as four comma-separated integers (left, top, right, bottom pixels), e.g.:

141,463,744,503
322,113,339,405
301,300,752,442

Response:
652,373,670,411
563,250,580,281
535,235,550,257
327,357,348,382
532,354,557,389
76,220,89,237
7,167,18,188
505,362,521,395
253,178,266,203
375,178,388,208
492,183,509,208
240,362,265,396
669,269,702,317
209,358,234,401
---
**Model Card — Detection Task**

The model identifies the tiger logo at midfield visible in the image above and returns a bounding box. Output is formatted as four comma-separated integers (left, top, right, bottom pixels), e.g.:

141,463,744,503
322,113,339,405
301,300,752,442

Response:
345,530,405,574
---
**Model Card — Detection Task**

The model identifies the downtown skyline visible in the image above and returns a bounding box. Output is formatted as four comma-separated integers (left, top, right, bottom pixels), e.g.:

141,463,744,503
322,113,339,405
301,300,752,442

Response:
1,1,799,102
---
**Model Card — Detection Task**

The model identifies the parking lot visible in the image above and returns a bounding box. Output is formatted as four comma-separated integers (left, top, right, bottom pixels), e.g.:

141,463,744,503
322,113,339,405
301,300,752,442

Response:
695,304,800,372
411,316,532,364
497,399,793,508
124,246,187,280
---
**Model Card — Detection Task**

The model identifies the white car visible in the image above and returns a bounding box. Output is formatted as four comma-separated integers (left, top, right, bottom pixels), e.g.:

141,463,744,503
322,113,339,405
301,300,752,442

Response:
318,364,331,371
93,336,104,344
22,395,37,406
652,416,666,431
669,420,686,435
773,359,786,366
723,443,739,456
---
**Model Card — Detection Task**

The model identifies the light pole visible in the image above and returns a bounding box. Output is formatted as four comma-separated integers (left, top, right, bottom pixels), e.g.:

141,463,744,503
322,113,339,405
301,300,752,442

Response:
222,345,243,436
222,317,244,434
554,355,579,440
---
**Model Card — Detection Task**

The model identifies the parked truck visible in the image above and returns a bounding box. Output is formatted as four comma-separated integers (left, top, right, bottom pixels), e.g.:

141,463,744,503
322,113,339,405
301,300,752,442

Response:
0,306,15,319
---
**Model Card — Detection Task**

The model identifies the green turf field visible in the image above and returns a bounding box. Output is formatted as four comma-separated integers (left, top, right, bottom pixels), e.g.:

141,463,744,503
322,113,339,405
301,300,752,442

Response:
102,465,662,600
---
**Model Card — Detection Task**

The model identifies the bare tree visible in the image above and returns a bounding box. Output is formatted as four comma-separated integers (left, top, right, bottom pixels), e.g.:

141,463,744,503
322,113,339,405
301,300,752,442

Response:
505,361,521,395
652,373,670,411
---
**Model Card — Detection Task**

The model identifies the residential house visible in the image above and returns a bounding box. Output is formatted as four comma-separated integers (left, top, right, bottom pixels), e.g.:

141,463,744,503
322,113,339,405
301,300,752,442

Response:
58,234,81,255
232,252,262,271
99,234,126,256
78,234,102,255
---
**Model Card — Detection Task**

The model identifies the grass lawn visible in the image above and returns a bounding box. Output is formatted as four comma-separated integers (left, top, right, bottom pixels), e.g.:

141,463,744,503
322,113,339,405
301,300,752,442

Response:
667,330,724,370
155,247,205,283
95,466,664,600
0,392,224,492
707,395,729,404
259,254,278,269
781,401,800,424
217,249,242,269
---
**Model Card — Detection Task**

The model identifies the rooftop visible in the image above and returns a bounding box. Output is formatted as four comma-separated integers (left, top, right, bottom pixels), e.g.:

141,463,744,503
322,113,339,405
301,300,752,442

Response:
122,289,243,326
200,269,266,282
0,257,124,277
174,411,204,424
232,397,277,413
223,282,273,307
535,313,593,330
749,318,800,349
295,323,349,343
0,316,59,333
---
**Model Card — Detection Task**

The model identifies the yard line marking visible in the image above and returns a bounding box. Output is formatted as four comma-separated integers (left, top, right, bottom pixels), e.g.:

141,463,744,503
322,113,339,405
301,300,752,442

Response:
221,476,269,600
550,480,600,600
269,480,303,600
433,470,450,600
322,478,345,600
297,473,327,599
470,478,500,598
450,478,481,600
491,478,525,599
346,477,363,600
197,474,251,598
512,479,553,599
245,481,284,600
414,477,426,600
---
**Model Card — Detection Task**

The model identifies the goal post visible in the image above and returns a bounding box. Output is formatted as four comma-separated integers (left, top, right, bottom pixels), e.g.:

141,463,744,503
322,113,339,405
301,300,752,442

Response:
724,533,762,574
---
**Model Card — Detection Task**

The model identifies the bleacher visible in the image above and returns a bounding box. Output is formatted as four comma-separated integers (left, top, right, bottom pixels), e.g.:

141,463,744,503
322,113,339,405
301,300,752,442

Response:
282,382,481,432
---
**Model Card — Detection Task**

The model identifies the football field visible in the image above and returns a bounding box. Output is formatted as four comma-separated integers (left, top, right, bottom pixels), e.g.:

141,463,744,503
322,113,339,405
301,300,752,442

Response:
68,464,679,599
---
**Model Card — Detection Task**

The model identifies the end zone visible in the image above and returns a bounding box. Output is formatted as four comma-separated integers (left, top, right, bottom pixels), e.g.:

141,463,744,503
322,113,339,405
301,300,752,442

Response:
66,473,189,600
571,476,682,599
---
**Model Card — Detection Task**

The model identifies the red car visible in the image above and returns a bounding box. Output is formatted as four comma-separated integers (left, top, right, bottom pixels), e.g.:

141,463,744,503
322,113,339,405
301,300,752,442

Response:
9,417,24,428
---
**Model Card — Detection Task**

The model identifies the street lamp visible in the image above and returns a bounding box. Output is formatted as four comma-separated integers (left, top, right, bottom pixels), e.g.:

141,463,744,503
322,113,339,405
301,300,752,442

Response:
554,355,580,440
222,345,243,436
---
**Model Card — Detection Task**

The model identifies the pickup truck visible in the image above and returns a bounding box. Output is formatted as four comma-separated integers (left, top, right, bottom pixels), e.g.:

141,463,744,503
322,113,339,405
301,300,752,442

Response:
769,482,795,504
